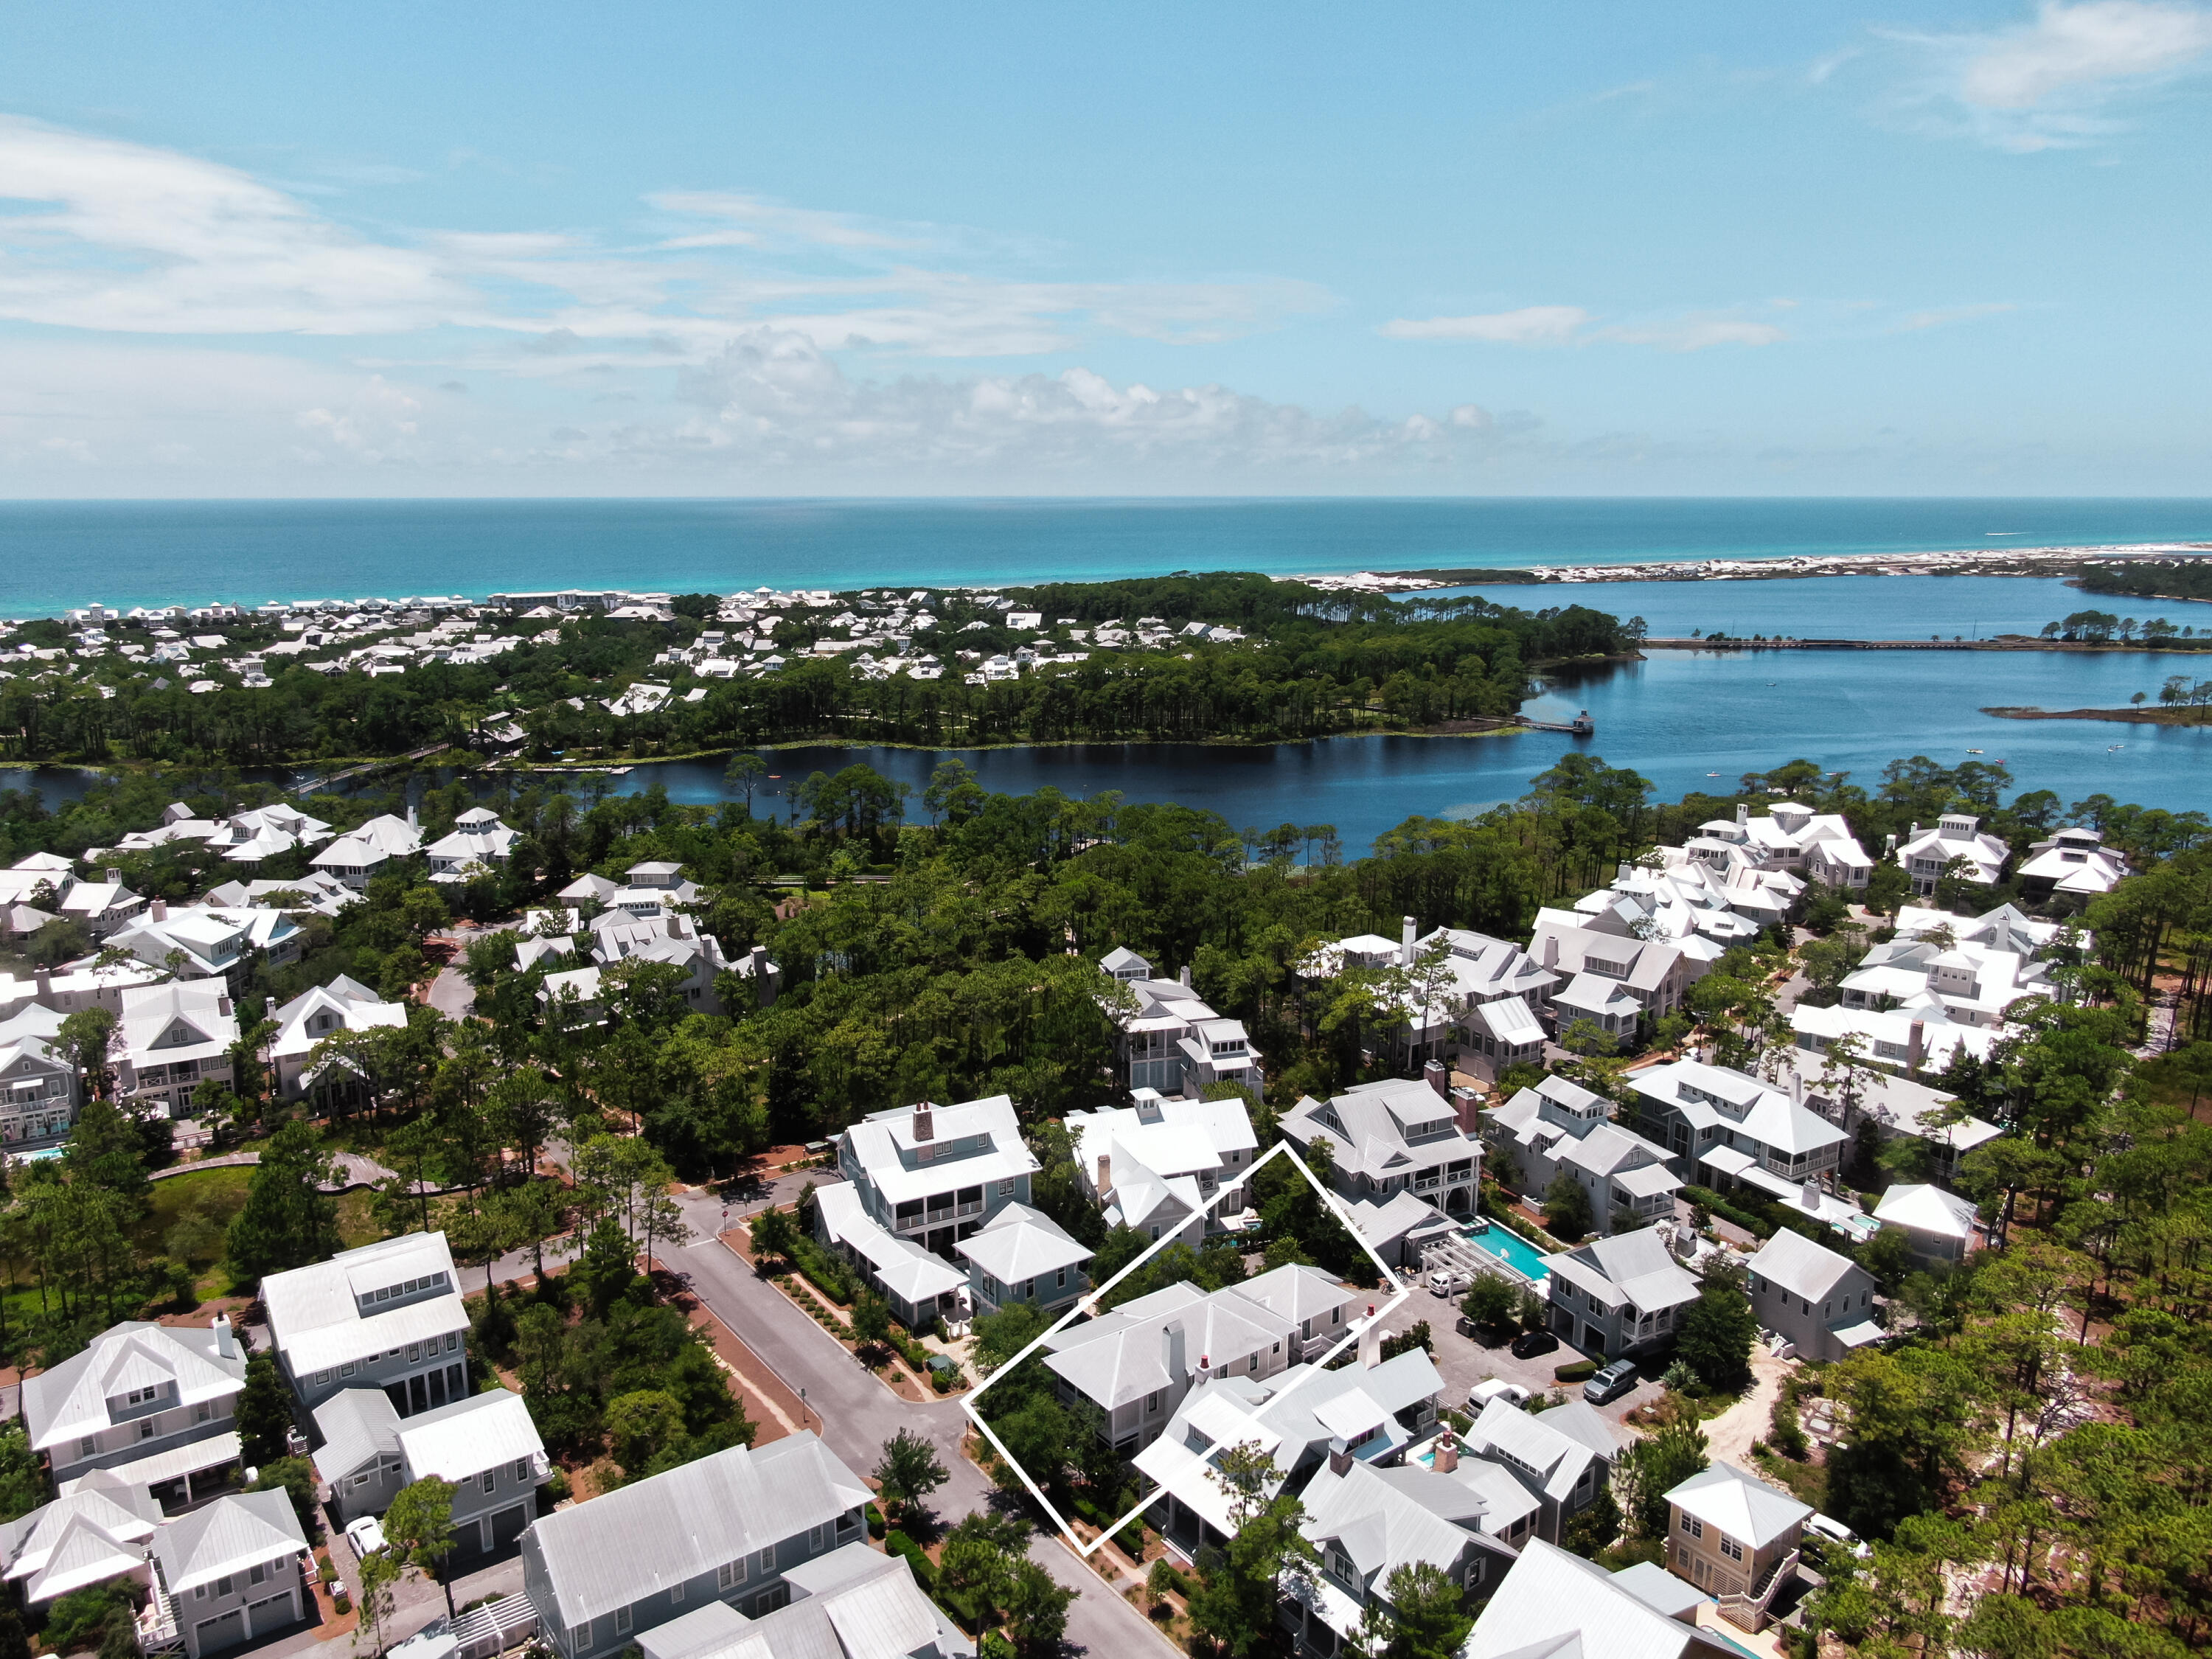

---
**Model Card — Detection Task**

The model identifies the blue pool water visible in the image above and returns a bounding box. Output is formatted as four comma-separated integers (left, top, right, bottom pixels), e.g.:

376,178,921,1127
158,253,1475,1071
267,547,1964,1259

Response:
1466,1224,1551,1284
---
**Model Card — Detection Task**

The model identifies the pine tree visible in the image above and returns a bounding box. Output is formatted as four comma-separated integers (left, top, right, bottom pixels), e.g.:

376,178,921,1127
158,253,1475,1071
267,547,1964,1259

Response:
224,1117,338,1285
235,1352,296,1468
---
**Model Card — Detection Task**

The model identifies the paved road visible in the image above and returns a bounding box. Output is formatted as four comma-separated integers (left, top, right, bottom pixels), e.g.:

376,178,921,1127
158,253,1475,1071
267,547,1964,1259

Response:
1368,1281,1663,1428
664,1188,1174,1659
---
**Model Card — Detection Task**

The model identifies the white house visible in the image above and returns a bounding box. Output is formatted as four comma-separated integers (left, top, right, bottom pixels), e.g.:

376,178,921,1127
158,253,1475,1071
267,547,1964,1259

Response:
1526,919,1693,1042
57,880,147,939
2017,825,2128,900
23,1317,247,1506
425,807,521,882
311,812,425,889
815,1097,1040,1326
1836,908,2065,1028
1693,801,1874,889
0,1485,163,1610
1893,813,2009,894
1627,1058,1851,1202
1872,1183,1980,1268
313,1385,548,1554
260,1231,471,1416
1065,1090,1258,1241
115,983,240,1117
270,975,410,1105
106,900,304,986
1460,1395,1623,1543
1464,1539,1745,1659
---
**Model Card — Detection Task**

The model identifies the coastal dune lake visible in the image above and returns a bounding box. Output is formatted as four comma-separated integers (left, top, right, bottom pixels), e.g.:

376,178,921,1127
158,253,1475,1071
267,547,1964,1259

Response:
604,646,2211,853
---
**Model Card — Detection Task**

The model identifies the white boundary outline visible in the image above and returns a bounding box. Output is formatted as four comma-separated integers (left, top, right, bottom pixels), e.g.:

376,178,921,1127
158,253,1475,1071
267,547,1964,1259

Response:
961,1140,1412,1556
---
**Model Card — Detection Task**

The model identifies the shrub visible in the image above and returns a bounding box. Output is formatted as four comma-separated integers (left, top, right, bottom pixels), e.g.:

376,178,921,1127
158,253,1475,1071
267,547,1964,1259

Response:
980,1633,1015,1659
543,1468,571,1501
1554,1359,1599,1382
333,1591,352,1615
884,1529,936,1591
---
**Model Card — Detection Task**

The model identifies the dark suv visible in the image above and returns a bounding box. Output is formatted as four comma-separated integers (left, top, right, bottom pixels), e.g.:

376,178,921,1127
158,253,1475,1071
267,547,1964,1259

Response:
1509,1329,1559,1360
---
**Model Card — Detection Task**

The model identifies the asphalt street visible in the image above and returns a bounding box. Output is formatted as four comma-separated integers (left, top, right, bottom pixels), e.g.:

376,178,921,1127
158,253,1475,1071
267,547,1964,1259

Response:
665,1186,1175,1659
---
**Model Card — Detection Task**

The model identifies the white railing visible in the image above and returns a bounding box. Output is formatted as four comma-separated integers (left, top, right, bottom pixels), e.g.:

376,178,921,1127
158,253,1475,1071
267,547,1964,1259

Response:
447,1592,539,1659
1719,1546,1800,1632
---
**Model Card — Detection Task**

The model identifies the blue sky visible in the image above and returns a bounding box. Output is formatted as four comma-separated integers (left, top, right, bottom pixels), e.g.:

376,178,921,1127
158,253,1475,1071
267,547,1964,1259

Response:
3,1,2211,495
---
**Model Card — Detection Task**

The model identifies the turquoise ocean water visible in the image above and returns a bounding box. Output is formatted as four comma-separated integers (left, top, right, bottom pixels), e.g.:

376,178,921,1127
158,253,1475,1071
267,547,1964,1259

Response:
4,497,2210,615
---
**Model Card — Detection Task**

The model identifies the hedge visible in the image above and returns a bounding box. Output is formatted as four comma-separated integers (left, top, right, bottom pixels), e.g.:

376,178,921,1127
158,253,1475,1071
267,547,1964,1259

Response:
1680,1185,1775,1241
885,1530,936,1590
1554,1359,1599,1382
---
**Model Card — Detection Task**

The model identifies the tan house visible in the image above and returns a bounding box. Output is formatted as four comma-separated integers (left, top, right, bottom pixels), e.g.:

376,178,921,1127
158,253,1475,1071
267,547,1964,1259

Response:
1664,1461,1811,1632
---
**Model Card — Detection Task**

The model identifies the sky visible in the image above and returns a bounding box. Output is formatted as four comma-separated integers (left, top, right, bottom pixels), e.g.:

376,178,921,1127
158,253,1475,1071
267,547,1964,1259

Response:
3,1,2212,497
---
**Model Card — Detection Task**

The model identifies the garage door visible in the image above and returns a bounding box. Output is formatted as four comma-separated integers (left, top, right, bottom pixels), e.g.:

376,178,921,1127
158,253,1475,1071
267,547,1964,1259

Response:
195,1610,246,1655
246,1591,296,1634
493,1505,528,1548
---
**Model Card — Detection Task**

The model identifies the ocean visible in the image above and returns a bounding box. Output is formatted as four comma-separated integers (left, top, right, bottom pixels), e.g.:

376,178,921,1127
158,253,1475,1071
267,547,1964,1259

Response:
4,496,2211,615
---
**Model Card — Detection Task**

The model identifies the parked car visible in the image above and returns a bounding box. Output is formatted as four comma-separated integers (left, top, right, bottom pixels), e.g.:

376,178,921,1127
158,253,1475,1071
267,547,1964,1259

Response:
343,1514,387,1558
1427,1267,1472,1298
1469,1377,1532,1411
1807,1513,1872,1559
1509,1329,1559,1360
1583,1359,1639,1404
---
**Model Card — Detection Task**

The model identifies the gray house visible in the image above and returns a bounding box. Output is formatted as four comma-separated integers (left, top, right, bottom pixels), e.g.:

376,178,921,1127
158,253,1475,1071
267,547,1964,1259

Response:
22,1318,246,1507
260,1232,470,1416
1745,1231,1882,1365
1460,1397,1622,1544
634,1542,970,1659
521,1433,872,1659
313,1385,548,1551
1279,1077,1483,1217
953,1203,1092,1318
150,1489,309,1659
1482,1076,1682,1237
1540,1230,1702,1360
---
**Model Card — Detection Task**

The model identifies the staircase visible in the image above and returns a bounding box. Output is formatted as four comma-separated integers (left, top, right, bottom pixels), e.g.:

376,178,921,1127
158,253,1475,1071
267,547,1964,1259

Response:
1719,1546,1801,1632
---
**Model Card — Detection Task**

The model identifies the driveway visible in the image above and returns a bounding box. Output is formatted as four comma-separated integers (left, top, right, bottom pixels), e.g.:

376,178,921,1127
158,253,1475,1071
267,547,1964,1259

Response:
665,1194,1177,1658
1370,1289,1663,1430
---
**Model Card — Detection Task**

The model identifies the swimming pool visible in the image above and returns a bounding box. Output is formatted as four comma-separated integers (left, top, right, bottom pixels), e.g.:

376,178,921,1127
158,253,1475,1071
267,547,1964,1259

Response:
1465,1224,1551,1284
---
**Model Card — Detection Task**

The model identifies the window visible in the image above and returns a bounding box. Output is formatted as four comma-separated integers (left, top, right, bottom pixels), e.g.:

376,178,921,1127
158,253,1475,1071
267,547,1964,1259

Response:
140,1419,157,1440
1146,1391,1162,1413
669,1584,684,1604
341,1363,356,1378
407,1343,420,1363
808,1521,828,1551
218,1576,233,1597
481,1471,496,1495
998,1180,1015,1197
193,1587,206,1602
1719,1536,1743,1562
614,1608,632,1636
350,1474,369,1491
249,1564,265,1586
80,1437,95,1457
446,1334,459,1353
1055,1267,1068,1290
515,1458,531,1481
717,1561,744,1590
315,1371,331,1385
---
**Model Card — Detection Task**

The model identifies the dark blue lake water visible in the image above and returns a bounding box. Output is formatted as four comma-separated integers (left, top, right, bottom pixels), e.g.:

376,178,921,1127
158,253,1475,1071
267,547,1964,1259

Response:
591,644,2205,852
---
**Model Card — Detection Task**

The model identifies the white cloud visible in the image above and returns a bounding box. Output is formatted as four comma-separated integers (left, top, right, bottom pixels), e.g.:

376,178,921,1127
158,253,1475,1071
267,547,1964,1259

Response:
1887,2,2212,149
1593,318,1789,351
1380,305,1590,344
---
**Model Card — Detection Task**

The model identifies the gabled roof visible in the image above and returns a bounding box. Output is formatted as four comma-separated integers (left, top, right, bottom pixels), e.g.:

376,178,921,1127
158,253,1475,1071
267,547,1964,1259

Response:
636,1543,958,1659
260,1231,467,1375
23,1322,246,1452
1749,1228,1865,1303
1298,1456,1516,1591
1466,1399,1616,1505
394,1386,543,1482
1541,1230,1700,1318
0,1486,163,1603
311,1388,402,1481
1464,1538,1740,1659
526,1434,870,1628
1666,1461,1812,1549
150,1489,305,1593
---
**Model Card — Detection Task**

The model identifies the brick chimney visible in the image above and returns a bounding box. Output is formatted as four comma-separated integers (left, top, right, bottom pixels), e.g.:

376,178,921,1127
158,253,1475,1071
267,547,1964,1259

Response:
911,1102,933,1142
1907,1019,1924,1072
1096,1152,1112,1197
1450,1085,1482,1133
1424,1058,1448,1100
1328,1435,1353,1477
1433,1431,1458,1473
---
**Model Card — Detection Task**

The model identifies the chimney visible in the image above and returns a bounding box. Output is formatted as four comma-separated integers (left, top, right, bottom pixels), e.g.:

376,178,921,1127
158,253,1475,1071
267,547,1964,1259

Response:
151,898,167,923
1801,1178,1822,1213
1617,861,1632,883
1451,1085,1482,1134
407,802,419,832
1424,1058,1447,1099
666,915,681,939
1179,965,1193,990
1096,1152,1113,1197
1400,916,1417,968
1907,1020,1924,1072
911,1102,933,1142
1735,802,1748,827
218,995,232,1018
1790,1071,1803,1106
749,944,768,976
1360,1307,1381,1371
1328,1436,1353,1477
1885,832,1898,853
33,964,50,998
1541,932,1559,970
1433,1432,1458,1474
1163,1321,1186,1380
212,1314,236,1360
